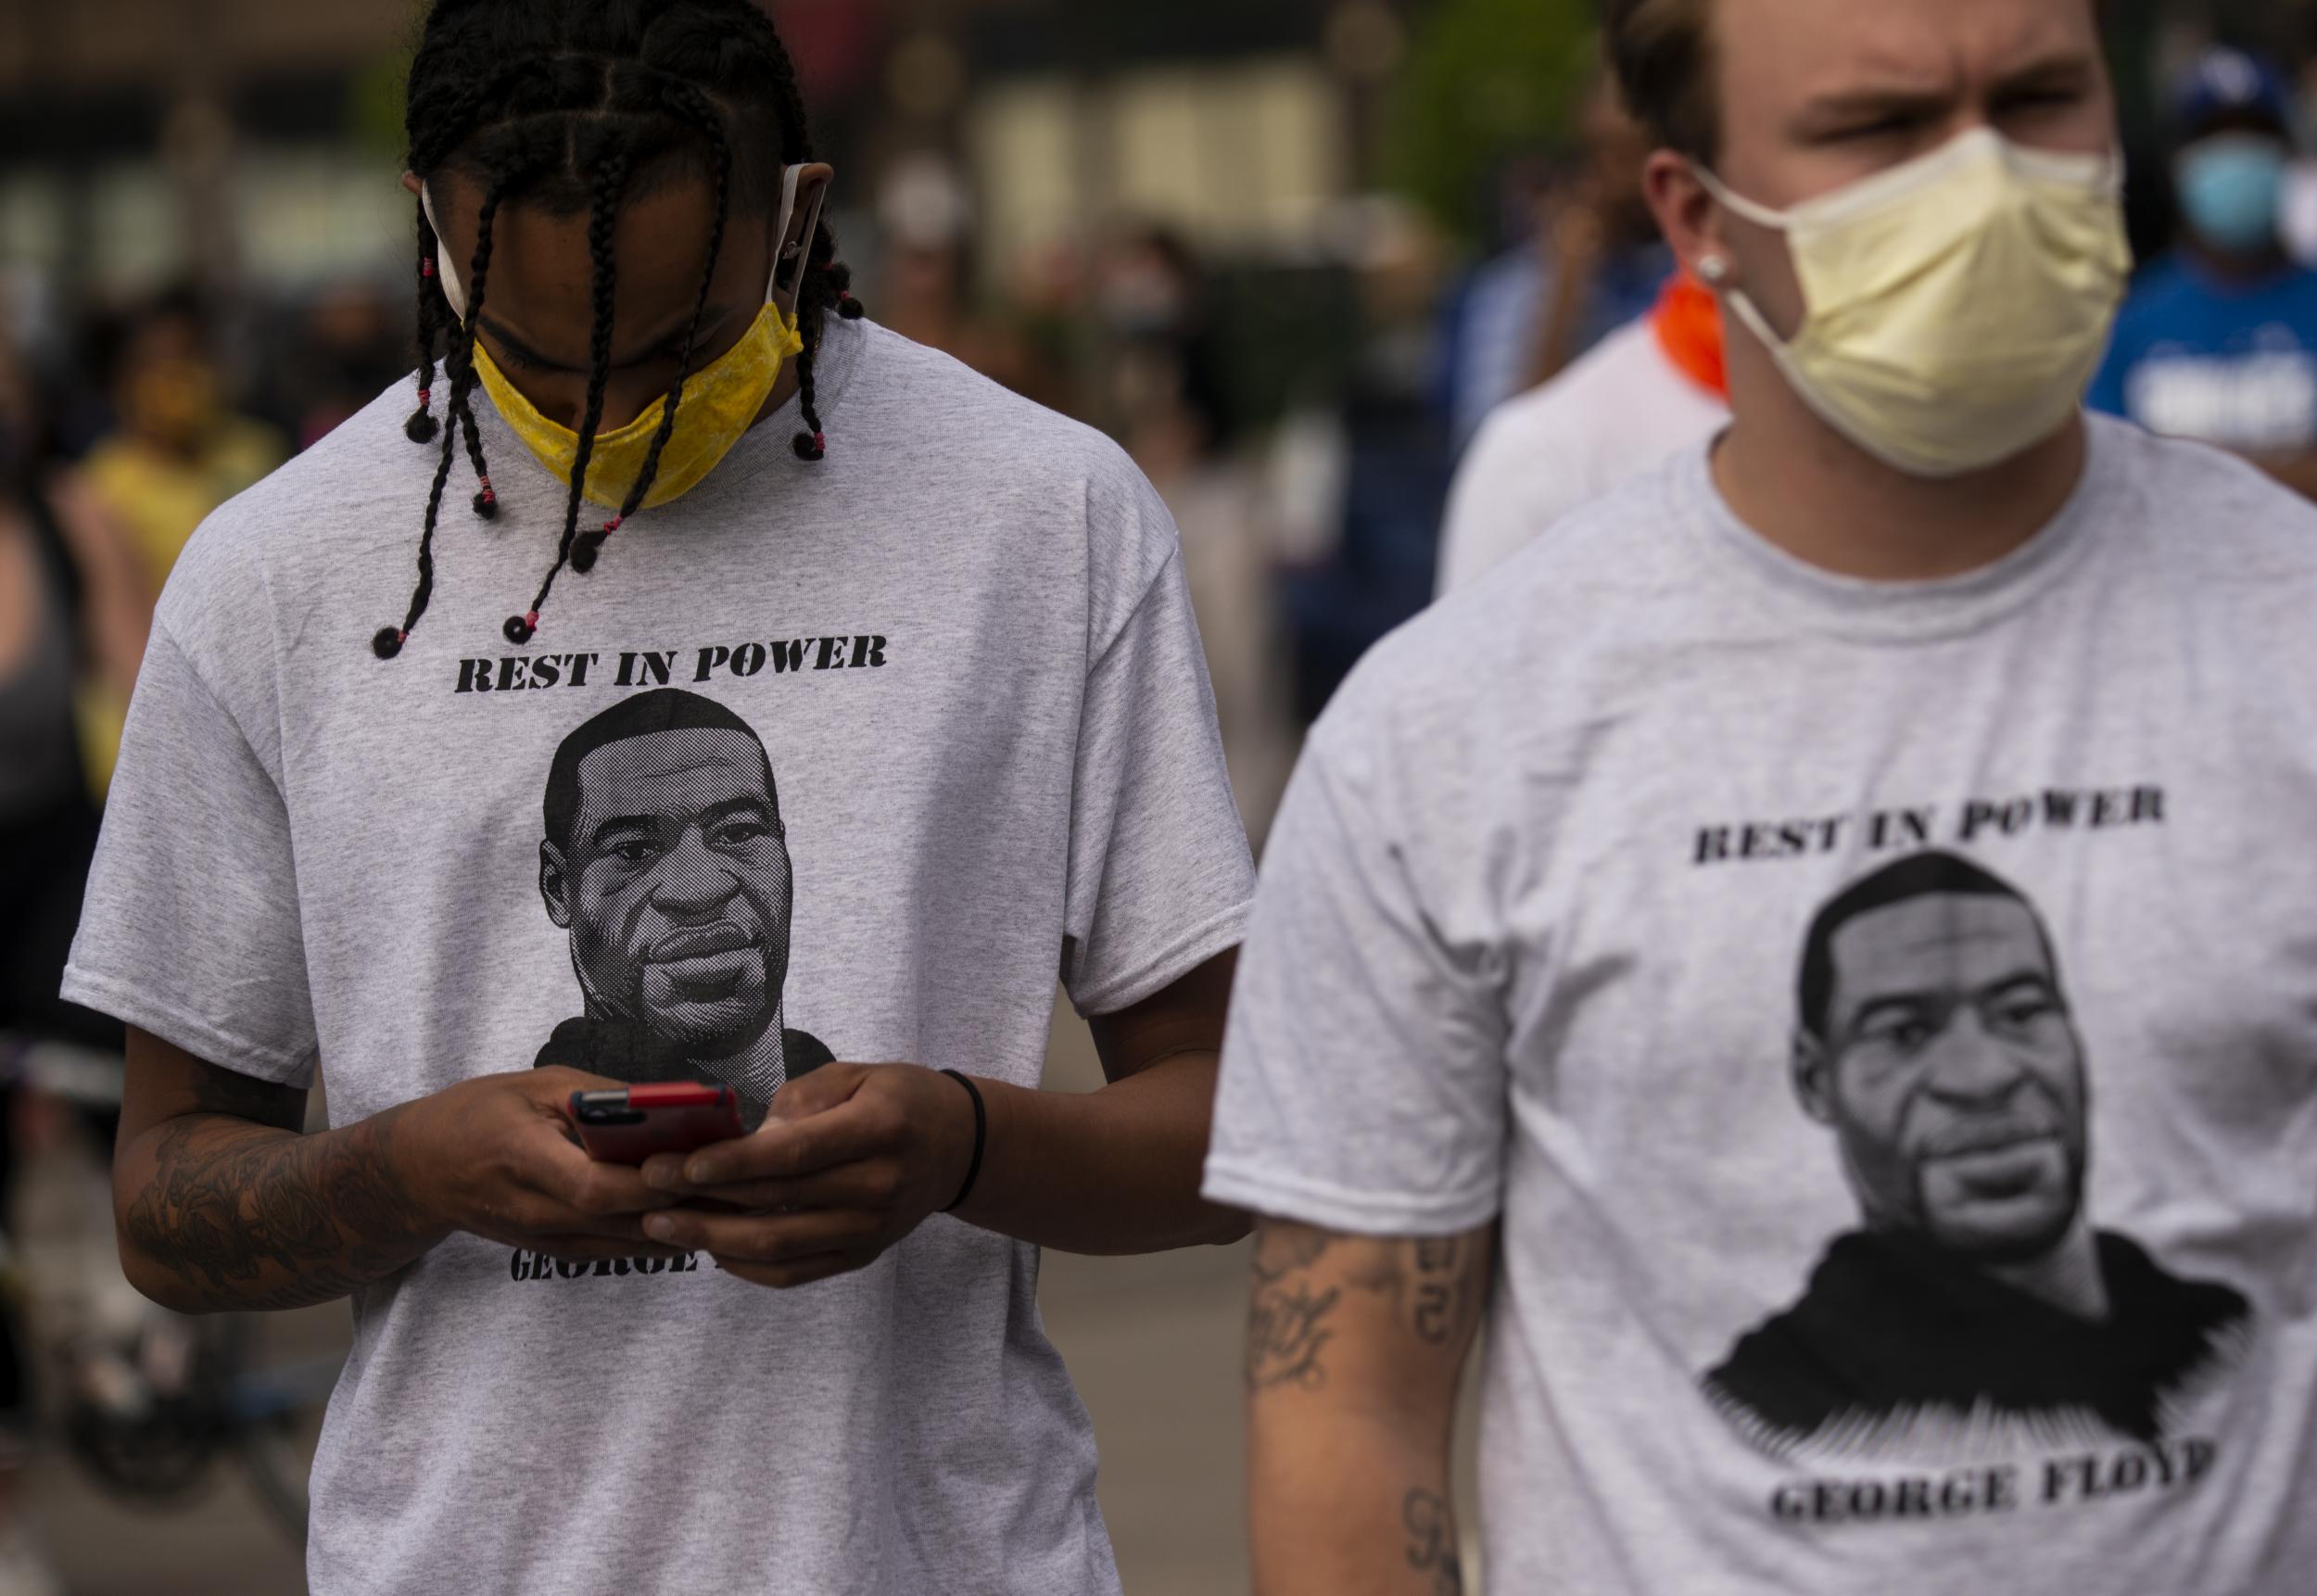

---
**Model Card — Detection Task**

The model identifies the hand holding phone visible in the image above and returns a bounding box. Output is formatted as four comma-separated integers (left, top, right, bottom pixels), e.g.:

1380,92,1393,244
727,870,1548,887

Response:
569,1083,746,1166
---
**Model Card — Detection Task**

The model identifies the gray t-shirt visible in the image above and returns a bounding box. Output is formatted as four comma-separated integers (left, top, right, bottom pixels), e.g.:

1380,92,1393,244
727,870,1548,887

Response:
1206,416,2317,1595
68,318,1254,1596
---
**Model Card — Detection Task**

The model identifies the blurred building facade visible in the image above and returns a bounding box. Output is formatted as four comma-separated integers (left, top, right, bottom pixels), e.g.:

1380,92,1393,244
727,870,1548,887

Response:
0,0,1424,310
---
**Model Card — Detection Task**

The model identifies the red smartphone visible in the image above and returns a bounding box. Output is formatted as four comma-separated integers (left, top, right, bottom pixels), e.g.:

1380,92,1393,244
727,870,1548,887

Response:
568,1083,745,1166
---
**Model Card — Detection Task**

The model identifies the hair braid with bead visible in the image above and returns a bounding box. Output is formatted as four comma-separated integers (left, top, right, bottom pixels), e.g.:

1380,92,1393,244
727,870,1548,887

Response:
573,76,736,576
378,0,866,658
447,179,513,521
405,209,447,444
507,147,631,645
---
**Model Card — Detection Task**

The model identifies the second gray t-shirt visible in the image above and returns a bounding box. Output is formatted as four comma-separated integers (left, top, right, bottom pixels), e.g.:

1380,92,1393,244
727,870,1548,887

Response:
1209,416,2317,1595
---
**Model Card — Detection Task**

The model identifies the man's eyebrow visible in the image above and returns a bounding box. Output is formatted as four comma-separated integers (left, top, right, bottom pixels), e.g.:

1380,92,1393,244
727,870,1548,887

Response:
700,796,773,828
1975,971,2063,1007
1845,993,1940,1035
1990,49,2101,100
1791,84,1953,134
588,813,663,851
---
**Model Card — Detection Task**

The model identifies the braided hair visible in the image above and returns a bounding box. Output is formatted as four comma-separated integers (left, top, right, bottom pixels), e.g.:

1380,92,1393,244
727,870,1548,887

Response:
375,0,867,661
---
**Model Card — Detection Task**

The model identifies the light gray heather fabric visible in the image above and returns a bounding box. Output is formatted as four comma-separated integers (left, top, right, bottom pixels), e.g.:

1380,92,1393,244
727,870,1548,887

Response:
67,317,1254,1596
1207,416,2317,1595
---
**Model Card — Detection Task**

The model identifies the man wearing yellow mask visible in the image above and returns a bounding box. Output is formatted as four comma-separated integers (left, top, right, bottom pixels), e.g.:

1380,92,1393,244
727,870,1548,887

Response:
1209,1,2317,1593
64,4,1254,1593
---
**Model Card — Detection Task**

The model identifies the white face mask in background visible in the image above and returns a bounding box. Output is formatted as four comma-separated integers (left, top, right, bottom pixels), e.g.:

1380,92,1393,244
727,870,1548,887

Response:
1694,128,2134,479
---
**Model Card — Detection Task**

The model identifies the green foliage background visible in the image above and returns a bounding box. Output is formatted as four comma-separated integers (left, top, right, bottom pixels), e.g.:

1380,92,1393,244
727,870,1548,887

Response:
1385,0,1601,243
348,2,430,164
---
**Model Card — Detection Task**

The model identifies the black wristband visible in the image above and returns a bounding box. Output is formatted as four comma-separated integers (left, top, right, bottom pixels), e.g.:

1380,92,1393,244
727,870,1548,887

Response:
938,1069,986,1214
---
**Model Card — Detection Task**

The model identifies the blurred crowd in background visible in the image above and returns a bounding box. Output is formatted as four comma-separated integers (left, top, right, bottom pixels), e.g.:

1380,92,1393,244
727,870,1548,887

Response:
4,0,2314,801
4,0,2317,1590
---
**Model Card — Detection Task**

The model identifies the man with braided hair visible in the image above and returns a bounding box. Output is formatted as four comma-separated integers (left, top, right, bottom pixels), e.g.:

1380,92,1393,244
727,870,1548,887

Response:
67,4,1255,1591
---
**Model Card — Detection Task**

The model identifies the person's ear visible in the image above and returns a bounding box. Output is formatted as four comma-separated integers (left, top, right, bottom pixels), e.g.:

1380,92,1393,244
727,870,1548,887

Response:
540,840,574,931
400,171,423,199
1643,148,1735,291
767,163,835,256
1792,1029,1837,1125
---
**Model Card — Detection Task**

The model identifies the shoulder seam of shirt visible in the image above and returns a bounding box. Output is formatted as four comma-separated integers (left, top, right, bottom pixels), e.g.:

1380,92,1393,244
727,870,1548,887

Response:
150,611,285,783
1087,538,1184,678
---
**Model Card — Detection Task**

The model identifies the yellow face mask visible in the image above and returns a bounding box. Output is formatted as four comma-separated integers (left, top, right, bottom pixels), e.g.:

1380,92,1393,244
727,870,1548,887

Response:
425,166,819,511
1695,129,2132,478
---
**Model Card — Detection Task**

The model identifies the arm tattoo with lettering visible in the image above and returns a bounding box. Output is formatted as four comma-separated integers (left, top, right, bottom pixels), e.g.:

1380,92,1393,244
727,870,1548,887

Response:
1412,1236,1488,1347
1245,1222,1409,1393
1247,1224,1346,1391
1403,1488,1464,1596
122,1076,437,1313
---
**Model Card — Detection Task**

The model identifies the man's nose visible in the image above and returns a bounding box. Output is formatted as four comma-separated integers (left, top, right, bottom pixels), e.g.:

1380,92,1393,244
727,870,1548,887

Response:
647,827,737,914
1919,1010,2027,1105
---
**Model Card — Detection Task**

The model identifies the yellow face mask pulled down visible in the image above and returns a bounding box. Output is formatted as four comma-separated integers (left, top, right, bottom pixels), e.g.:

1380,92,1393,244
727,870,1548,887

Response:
1695,129,2133,478
424,165,817,512
472,303,803,511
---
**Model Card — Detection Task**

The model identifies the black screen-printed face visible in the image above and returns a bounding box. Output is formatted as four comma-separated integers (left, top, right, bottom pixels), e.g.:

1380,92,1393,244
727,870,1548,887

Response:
1817,892,2089,1263
540,725,792,1060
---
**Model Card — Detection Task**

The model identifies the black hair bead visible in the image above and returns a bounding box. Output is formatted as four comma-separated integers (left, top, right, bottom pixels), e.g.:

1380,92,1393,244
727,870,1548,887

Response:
503,614,536,645
571,531,608,574
792,430,825,462
373,627,407,660
472,489,500,520
405,410,440,444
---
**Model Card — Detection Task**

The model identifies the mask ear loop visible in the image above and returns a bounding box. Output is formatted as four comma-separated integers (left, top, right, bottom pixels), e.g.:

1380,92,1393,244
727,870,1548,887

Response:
768,166,827,321
418,184,471,322
1686,162,1800,359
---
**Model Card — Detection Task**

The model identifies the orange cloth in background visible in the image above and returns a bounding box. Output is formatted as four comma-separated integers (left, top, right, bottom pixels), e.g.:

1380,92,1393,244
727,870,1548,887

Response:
1652,271,1728,400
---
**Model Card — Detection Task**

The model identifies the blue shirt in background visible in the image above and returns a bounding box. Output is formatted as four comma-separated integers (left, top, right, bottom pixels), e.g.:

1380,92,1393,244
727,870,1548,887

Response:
2090,256,2317,455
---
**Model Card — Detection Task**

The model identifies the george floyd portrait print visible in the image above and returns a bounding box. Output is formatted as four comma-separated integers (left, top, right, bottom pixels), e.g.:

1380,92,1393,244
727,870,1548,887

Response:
1706,852,2250,1461
533,689,832,1126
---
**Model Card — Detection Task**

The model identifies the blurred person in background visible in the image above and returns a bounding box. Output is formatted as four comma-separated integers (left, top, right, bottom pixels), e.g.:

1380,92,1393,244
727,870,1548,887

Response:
0,336,148,1596
1437,80,1675,456
2091,46,2317,496
1099,224,1295,839
1277,199,1455,723
81,287,284,596
66,4,1252,1593
872,152,1061,409
1212,1,2317,1593
277,281,414,452
1520,78,1677,389
1436,258,1728,595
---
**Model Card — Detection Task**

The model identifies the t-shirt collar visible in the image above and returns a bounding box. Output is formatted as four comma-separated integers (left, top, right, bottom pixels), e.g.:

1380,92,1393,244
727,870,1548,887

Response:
1674,415,2124,644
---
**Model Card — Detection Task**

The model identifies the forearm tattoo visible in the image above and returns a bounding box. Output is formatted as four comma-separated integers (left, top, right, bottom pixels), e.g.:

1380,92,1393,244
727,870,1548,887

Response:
122,1079,437,1312
1402,1488,1464,1596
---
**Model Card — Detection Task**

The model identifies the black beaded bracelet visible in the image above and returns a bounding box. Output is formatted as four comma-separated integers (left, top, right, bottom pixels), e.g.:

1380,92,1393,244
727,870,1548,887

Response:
939,1069,986,1213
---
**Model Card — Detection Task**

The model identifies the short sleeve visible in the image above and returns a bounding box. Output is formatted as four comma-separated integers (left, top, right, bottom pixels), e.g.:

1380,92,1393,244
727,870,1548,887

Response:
1059,538,1255,1017
1202,719,1508,1235
62,622,318,1085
